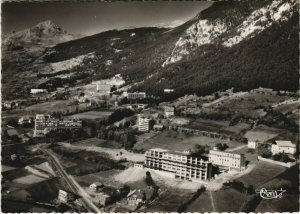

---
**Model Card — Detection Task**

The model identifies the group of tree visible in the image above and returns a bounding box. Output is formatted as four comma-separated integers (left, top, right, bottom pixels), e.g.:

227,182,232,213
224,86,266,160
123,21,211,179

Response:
257,144,272,158
97,125,136,150
215,143,228,151
191,144,210,158
145,171,159,201
272,152,295,163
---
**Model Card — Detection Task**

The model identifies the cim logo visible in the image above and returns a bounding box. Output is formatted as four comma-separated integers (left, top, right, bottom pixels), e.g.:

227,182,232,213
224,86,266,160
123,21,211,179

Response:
256,188,286,199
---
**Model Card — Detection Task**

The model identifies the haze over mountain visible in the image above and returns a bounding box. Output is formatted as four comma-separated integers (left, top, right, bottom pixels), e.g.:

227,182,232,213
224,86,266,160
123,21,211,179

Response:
2,0,298,101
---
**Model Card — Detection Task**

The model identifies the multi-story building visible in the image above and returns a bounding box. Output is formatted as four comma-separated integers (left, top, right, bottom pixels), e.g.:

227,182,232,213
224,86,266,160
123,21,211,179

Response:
163,106,175,118
34,114,82,137
127,92,146,100
208,149,246,172
137,114,152,132
58,189,75,203
144,148,212,182
271,140,296,155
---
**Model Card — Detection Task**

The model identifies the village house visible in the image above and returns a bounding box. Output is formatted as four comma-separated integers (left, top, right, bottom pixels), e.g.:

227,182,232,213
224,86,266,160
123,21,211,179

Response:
30,89,48,94
96,193,112,206
164,89,174,93
245,130,278,149
153,124,164,131
163,106,175,118
18,116,33,125
97,84,111,94
90,182,104,192
127,92,146,100
127,189,145,207
58,189,75,203
271,140,296,155
2,101,18,110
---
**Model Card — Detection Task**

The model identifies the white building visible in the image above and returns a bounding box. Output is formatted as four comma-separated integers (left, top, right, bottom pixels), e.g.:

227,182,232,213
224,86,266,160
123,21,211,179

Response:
163,106,175,118
30,89,48,94
89,182,104,192
244,130,278,149
97,84,111,94
127,189,144,207
137,114,151,132
18,116,33,125
145,148,212,182
208,149,246,172
58,189,75,203
127,92,146,100
271,140,296,155
34,114,82,137
164,89,174,93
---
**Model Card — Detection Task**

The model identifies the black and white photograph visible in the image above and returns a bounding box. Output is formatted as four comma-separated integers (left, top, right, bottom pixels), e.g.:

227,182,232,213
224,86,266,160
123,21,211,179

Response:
1,0,299,212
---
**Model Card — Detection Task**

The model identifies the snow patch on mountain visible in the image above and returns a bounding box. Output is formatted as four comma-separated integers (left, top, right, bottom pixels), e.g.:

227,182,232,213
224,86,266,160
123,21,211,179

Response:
223,0,296,47
162,20,227,66
163,0,296,66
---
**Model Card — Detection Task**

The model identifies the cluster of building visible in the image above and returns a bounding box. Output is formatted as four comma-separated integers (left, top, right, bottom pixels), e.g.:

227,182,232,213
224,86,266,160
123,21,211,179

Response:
137,106,175,132
248,139,296,155
144,147,246,183
88,182,144,208
34,114,82,137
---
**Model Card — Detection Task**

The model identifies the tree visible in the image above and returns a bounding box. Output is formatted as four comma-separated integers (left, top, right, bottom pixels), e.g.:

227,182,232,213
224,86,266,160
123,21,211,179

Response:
258,146,272,158
145,171,154,186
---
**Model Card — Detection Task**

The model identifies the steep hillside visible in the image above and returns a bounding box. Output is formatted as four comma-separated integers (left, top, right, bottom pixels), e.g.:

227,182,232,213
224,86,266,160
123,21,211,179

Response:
2,0,298,100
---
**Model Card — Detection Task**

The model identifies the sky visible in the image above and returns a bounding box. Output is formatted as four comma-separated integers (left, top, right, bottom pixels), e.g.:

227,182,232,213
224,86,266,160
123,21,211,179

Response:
2,1,212,36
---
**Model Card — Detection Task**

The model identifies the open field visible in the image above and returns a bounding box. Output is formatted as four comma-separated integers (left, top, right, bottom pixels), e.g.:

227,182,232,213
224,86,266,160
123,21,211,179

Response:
134,130,242,152
140,189,194,212
186,191,214,212
2,165,16,172
68,110,113,120
50,144,125,176
212,188,250,212
235,161,286,188
186,188,251,212
60,141,145,162
187,119,251,136
25,100,91,114
12,174,47,185
71,137,122,149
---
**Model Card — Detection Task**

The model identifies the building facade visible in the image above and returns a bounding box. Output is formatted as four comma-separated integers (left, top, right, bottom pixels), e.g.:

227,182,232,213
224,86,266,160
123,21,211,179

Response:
271,140,296,155
97,84,111,94
127,92,146,100
34,114,82,137
144,148,212,182
58,189,75,203
90,182,104,192
97,193,112,206
30,89,48,94
137,115,151,132
208,150,246,172
164,106,175,118
248,140,260,149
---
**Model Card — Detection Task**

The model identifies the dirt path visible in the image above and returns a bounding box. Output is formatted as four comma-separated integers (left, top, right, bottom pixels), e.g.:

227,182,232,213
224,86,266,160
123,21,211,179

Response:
227,145,247,152
209,190,216,212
